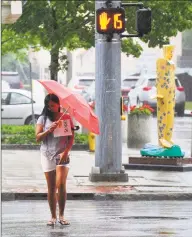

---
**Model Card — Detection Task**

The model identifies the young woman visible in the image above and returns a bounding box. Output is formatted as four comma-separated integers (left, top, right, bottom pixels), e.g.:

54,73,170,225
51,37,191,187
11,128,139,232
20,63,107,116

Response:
36,94,74,226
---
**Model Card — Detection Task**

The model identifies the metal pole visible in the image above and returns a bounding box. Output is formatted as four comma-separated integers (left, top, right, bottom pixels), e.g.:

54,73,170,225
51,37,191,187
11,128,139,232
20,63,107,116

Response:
29,62,35,126
89,0,128,182
191,113,192,157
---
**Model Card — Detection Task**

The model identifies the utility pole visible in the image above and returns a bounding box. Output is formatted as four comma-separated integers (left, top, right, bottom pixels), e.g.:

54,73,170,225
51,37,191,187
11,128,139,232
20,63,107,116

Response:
89,0,151,181
89,0,128,181
191,112,192,157
29,62,35,125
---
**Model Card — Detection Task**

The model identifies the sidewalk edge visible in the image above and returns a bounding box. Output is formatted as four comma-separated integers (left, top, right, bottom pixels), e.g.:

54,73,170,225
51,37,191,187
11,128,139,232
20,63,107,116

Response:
2,192,192,201
1,144,89,150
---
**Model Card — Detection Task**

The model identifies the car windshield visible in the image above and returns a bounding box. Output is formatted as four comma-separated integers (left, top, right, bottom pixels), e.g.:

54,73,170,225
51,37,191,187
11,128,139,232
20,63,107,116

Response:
148,79,156,87
123,79,138,87
79,79,94,86
148,78,180,87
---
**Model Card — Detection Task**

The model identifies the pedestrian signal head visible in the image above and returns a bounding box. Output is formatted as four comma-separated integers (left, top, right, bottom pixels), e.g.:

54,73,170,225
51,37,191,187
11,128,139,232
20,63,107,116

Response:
96,8,125,34
136,8,151,35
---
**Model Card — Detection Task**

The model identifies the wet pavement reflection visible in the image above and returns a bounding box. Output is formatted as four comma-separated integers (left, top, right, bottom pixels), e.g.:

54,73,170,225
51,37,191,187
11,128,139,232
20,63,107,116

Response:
2,200,192,237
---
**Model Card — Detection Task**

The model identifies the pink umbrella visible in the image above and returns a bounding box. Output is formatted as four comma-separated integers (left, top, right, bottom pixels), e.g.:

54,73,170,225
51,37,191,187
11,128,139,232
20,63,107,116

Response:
38,80,100,134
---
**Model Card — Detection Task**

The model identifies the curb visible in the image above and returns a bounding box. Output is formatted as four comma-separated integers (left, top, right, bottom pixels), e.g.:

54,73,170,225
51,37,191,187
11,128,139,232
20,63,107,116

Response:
2,192,192,201
1,144,89,151
123,163,192,172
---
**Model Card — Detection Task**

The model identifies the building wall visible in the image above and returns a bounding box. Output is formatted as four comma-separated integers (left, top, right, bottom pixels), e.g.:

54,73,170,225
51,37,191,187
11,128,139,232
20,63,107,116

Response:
177,29,192,68
2,1,22,24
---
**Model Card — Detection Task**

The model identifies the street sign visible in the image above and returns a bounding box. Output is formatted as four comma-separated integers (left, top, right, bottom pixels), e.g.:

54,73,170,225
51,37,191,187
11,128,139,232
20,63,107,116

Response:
96,8,125,34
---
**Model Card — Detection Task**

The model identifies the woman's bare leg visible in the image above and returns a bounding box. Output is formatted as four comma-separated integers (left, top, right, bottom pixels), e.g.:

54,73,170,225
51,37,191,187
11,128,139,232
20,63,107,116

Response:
56,166,69,224
44,170,57,223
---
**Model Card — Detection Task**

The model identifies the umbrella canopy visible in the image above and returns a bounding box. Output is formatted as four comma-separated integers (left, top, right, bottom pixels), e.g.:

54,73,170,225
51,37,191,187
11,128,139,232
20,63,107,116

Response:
38,80,100,134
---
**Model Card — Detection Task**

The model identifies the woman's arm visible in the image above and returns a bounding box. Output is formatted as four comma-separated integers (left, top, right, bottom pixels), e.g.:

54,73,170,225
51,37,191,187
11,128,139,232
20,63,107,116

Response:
35,124,50,142
58,132,74,163
63,117,75,153
66,131,75,153
67,116,75,152
58,117,75,162
35,122,58,142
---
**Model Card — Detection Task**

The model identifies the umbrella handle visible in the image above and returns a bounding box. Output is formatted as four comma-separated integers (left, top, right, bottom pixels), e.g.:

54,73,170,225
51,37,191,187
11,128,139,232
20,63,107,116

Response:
57,106,70,122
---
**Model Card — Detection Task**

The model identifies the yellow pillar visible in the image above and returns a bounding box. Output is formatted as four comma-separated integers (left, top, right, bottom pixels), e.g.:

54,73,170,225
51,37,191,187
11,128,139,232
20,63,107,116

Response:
120,96,126,120
88,132,95,152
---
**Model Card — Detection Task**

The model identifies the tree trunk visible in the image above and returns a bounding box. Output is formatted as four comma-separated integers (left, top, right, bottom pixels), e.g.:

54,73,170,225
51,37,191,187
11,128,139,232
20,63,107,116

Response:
50,47,59,81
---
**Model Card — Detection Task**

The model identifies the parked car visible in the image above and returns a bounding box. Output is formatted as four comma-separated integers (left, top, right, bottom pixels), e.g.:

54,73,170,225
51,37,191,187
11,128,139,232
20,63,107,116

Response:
81,81,129,113
121,76,139,110
2,80,10,90
121,76,139,98
68,76,95,92
1,71,24,89
81,80,95,102
1,89,43,125
128,75,186,116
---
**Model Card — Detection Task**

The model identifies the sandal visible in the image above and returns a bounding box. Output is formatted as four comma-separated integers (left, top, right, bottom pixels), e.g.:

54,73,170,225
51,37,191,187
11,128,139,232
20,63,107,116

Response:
58,219,70,226
47,219,57,226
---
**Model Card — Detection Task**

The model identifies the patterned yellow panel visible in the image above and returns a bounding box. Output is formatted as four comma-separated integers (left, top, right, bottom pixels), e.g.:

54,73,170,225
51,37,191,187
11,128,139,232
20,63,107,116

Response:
156,45,176,148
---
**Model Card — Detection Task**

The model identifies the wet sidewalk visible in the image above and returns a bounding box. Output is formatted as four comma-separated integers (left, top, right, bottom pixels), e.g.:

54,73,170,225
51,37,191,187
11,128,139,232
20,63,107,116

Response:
2,147,192,200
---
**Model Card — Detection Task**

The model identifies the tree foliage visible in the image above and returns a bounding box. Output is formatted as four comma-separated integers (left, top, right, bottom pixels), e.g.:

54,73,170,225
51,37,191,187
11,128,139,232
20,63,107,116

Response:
1,26,39,61
9,0,95,80
138,0,192,47
2,0,192,80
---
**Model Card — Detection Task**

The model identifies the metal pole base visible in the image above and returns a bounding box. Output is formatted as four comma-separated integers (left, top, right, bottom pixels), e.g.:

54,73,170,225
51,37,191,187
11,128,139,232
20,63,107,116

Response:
89,167,128,182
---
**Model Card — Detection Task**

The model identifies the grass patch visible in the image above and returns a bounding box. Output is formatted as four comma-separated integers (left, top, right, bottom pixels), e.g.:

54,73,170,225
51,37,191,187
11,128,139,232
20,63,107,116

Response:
185,101,192,110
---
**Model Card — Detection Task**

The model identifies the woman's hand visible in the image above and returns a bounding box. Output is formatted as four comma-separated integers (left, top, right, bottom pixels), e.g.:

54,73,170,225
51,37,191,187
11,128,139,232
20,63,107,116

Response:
58,150,69,164
48,121,59,133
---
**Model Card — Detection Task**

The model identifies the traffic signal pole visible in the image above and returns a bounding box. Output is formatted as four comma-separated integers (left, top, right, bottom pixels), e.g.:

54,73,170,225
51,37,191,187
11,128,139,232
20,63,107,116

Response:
89,0,128,182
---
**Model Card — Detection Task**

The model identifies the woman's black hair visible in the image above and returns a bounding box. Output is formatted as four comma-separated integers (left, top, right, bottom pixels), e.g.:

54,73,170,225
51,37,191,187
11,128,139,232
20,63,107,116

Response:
41,94,60,122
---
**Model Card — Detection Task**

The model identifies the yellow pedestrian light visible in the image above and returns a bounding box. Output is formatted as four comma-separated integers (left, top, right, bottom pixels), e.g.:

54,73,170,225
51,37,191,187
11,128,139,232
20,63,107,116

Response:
96,8,125,34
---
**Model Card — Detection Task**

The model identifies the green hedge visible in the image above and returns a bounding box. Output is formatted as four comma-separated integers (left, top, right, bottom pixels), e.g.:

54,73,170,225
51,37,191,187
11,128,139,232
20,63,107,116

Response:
1,125,88,145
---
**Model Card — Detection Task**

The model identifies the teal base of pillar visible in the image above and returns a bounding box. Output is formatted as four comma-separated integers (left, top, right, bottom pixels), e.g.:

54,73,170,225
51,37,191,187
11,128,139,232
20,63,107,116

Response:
140,143,185,158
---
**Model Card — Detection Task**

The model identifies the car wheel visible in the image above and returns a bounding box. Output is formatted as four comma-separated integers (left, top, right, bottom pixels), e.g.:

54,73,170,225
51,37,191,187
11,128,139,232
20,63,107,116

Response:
25,115,39,125
177,105,185,117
